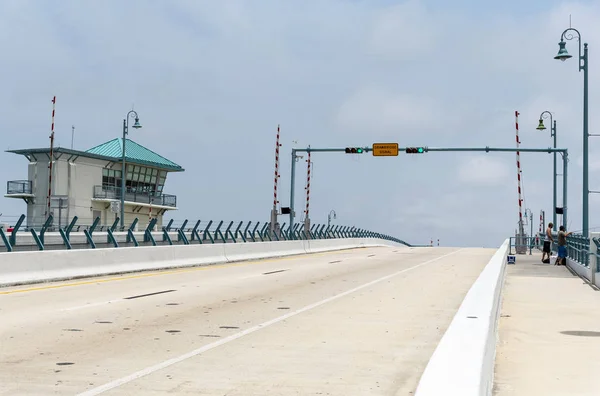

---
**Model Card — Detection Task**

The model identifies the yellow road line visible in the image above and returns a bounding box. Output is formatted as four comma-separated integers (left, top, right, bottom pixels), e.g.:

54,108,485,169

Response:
0,248,365,295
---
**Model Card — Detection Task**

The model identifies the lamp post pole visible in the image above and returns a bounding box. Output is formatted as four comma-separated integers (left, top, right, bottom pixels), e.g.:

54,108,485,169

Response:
537,111,558,228
554,27,588,237
121,110,142,229
328,209,337,227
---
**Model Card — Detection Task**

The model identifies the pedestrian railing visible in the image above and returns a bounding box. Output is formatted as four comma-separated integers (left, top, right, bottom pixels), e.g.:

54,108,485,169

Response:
514,232,593,269
0,214,412,252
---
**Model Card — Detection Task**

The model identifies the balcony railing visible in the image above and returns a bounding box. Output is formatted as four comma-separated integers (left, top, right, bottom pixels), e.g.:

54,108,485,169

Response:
7,180,32,195
93,185,177,208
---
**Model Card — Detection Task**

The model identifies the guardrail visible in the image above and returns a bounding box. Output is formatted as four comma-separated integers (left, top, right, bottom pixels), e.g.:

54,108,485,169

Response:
0,214,412,252
510,232,594,269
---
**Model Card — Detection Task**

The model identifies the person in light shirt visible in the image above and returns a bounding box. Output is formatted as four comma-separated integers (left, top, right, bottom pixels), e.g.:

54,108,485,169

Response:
542,222,553,263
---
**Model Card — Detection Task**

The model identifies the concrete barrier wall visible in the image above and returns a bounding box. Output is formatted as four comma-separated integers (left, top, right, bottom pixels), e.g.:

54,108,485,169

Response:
0,238,405,287
414,238,510,396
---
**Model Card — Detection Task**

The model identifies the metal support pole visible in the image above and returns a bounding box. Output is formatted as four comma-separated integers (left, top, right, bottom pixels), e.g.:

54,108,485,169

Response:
121,118,127,229
555,27,588,237
289,148,297,233
583,43,589,238
553,120,558,228
120,110,141,229
563,151,568,230
530,210,533,255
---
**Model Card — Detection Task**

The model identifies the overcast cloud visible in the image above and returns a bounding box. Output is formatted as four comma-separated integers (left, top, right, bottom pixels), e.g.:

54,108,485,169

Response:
1,0,600,247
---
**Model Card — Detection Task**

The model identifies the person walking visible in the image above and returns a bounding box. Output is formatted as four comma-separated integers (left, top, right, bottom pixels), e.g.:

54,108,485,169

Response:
555,225,572,266
542,222,554,263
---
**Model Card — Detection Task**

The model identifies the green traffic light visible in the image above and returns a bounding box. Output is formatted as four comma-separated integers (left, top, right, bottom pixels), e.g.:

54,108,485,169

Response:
417,147,424,153
357,148,363,153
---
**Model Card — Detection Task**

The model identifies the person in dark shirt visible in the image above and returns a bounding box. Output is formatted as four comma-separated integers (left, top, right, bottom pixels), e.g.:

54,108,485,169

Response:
555,225,572,266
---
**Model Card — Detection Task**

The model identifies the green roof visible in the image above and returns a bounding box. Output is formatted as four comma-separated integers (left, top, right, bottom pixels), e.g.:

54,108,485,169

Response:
86,138,183,171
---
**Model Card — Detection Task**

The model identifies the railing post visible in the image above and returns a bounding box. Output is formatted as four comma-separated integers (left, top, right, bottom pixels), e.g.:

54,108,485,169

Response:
190,220,201,242
178,228,190,245
107,216,120,248
589,234,598,286
241,221,250,243
59,216,77,250
84,216,101,249
251,222,260,242
127,218,139,246
0,228,12,252
280,223,287,240
9,214,26,247
177,220,189,242
231,221,242,243
310,223,317,239
259,223,268,242
333,226,340,238
29,229,44,250
218,221,229,243
264,223,273,241
144,218,158,246
203,220,214,243
38,215,54,245
162,226,173,245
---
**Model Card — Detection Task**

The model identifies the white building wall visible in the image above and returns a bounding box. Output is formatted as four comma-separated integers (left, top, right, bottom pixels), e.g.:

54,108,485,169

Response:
68,157,104,226
15,154,170,230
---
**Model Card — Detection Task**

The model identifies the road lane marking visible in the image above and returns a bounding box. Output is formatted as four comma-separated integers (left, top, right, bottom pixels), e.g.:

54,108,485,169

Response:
76,248,463,396
0,248,370,296
60,299,124,312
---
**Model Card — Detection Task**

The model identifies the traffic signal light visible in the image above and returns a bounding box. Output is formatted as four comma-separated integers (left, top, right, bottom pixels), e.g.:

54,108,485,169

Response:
345,147,364,154
405,147,425,154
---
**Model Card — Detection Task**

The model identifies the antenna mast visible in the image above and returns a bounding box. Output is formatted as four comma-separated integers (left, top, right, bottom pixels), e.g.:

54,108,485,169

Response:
46,96,56,219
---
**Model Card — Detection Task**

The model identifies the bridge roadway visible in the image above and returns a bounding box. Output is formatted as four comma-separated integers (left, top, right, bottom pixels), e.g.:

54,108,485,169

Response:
0,246,495,395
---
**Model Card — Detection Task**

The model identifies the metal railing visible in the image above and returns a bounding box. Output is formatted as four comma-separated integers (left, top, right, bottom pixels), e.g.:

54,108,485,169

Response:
510,232,592,268
6,180,32,195
508,235,542,255
93,185,177,207
0,213,412,252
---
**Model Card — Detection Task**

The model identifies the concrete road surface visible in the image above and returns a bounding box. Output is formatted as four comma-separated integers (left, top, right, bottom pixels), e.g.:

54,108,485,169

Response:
0,246,494,395
494,255,600,396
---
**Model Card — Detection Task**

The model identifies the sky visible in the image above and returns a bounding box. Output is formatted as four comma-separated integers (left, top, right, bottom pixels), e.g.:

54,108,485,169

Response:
1,0,600,248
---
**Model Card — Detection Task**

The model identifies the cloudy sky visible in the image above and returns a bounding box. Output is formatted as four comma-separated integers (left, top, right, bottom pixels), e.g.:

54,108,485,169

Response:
1,0,600,247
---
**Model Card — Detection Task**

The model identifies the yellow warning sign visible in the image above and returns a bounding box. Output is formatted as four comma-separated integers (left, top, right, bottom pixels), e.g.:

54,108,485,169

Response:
372,143,399,156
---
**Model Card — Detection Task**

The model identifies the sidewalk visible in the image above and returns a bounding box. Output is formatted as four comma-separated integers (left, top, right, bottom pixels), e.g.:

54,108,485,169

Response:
494,254,600,395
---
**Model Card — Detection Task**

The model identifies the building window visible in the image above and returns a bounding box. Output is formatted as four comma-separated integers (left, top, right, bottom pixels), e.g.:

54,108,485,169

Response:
102,168,122,190
124,165,163,195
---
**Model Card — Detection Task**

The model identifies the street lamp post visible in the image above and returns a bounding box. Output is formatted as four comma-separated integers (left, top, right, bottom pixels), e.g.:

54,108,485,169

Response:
536,111,558,228
328,209,337,227
121,111,142,229
554,27,588,237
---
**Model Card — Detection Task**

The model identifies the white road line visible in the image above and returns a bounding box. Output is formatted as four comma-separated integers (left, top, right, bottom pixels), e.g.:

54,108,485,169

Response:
60,299,123,312
77,249,464,396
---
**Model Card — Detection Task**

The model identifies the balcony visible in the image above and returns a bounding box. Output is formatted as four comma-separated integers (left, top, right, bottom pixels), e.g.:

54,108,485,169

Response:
93,185,177,208
6,180,33,196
